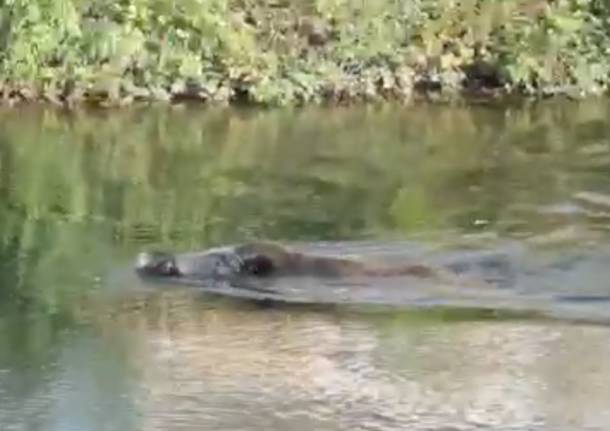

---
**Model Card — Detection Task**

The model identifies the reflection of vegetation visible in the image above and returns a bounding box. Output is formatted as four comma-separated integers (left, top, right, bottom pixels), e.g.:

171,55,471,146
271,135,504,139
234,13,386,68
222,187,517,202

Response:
0,304,140,431
0,305,73,429
1,100,610,311
1,1,610,106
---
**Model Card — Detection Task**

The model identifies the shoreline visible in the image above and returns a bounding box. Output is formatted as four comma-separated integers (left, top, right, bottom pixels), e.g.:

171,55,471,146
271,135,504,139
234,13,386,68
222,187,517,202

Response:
0,78,603,110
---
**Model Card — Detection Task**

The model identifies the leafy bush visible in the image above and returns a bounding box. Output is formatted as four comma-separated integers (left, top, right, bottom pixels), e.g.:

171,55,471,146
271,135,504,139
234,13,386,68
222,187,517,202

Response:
0,0,609,106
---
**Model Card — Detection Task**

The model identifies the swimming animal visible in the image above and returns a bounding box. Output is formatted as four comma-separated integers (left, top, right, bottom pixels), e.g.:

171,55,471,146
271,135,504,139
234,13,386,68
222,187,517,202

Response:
135,242,443,282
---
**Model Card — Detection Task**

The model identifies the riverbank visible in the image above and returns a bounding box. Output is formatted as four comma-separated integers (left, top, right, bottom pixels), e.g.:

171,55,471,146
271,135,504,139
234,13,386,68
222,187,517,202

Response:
2,0,610,107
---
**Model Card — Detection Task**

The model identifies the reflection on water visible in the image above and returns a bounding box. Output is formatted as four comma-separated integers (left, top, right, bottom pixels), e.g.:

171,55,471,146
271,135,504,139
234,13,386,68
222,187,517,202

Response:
5,294,610,431
1,100,610,430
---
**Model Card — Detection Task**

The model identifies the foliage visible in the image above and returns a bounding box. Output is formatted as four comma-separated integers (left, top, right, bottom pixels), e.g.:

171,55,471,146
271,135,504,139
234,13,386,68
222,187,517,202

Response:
0,0,609,106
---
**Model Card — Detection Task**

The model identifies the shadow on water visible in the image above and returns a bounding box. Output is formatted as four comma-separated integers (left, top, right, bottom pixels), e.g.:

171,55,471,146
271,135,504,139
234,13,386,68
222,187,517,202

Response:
2,100,610,430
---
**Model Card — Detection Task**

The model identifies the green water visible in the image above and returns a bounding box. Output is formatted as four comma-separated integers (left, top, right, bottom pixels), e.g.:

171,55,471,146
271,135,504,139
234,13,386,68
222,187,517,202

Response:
2,101,610,430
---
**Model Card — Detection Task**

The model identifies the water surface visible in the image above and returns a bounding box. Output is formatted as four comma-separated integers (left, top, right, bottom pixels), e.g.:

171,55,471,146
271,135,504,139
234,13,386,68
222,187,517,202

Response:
2,101,610,430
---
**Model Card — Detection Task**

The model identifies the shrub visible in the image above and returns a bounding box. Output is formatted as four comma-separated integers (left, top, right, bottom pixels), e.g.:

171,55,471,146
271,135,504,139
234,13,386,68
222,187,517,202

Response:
0,0,609,106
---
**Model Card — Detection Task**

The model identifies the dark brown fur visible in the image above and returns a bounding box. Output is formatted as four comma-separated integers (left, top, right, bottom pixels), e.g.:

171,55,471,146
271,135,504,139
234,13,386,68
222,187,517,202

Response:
236,243,441,279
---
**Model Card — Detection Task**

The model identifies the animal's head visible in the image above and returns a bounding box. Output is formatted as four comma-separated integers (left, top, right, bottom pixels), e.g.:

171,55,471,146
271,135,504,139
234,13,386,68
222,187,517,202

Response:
135,244,280,280
135,251,180,277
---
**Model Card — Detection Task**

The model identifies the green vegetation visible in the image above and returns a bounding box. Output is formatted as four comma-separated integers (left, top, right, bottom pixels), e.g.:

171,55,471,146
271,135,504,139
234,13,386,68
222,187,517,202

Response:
1,0,610,106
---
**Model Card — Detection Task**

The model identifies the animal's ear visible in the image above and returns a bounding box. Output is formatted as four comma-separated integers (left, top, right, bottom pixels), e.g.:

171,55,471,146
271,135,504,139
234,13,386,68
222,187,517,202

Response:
243,254,275,276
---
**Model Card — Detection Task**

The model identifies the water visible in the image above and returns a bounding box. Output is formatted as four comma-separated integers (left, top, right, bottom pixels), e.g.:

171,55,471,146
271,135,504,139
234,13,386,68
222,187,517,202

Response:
1,101,610,430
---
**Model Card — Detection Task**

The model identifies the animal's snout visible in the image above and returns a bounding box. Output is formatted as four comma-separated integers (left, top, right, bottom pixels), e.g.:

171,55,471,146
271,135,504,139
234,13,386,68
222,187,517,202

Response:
135,252,154,270
135,251,179,277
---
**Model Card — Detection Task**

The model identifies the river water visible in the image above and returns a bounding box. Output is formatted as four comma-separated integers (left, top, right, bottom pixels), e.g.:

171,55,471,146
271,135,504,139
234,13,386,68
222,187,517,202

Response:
1,101,610,430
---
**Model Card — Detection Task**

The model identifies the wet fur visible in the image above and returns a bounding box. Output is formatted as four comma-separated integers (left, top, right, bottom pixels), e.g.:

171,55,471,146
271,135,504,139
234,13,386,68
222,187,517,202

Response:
234,243,441,279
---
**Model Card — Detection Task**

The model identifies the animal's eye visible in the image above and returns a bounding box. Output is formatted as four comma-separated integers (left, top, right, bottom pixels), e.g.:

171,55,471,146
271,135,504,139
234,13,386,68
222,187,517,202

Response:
244,255,274,276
